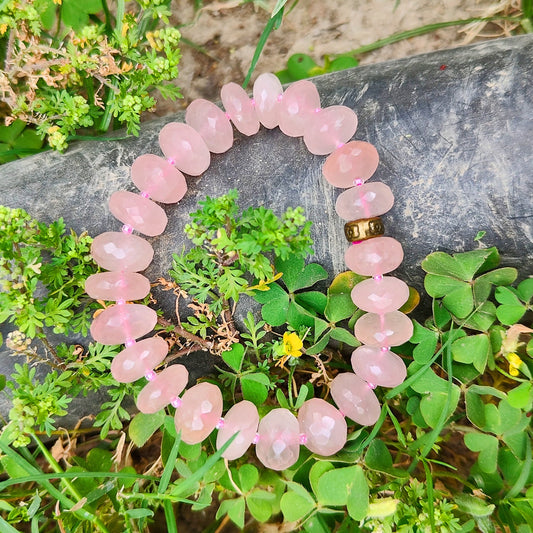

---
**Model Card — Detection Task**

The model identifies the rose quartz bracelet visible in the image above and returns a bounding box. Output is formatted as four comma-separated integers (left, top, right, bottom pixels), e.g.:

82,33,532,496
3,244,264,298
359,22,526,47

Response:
85,73,412,470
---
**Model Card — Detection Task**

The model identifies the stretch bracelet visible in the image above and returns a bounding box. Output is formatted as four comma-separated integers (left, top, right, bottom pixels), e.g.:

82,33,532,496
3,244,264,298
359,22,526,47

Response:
85,73,413,470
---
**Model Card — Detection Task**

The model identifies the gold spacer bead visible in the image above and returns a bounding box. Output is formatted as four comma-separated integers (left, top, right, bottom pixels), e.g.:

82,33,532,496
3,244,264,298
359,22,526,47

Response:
344,216,385,243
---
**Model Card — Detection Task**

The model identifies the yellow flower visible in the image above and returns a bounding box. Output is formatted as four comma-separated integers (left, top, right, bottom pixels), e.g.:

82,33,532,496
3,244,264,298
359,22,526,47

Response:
507,353,523,377
282,332,303,358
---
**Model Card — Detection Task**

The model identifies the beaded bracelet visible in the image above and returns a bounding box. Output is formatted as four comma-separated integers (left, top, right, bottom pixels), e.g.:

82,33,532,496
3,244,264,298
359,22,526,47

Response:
85,73,413,471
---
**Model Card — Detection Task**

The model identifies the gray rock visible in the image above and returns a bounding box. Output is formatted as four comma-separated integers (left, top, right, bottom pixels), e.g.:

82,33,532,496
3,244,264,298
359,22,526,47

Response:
1,35,532,424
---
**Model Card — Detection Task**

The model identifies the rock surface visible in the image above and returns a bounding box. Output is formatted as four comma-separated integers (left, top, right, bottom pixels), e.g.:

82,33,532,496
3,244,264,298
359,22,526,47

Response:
1,35,532,423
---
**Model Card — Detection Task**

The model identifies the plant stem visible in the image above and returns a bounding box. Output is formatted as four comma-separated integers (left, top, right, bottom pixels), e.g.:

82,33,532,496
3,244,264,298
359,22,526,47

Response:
335,16,522,59
157,317,213,350
31,434,111,533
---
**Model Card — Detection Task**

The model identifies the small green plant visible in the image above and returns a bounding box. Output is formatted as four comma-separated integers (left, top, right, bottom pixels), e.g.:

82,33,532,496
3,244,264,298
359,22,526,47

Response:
0,0,182,153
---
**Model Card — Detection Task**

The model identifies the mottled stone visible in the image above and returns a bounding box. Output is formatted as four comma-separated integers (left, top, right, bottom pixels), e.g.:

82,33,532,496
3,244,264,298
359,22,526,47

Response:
221,82,260,136
351,276,409,313
278,80,321,137
91,232,153,272
335,183,394,221
186,99,233,153
354,311,414,347
323,141,379,187
137,364,189,414
253,72,283,129
85,271,150,301
345,237,404,276
351,345,406,387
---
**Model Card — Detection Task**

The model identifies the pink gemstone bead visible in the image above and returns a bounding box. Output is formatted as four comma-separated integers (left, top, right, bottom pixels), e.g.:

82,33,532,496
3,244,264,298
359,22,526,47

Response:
220,82,260,136
159,122,210,176
330,373,381,426
253,73,283,129
137,364,189,414
109,191,167,236
90,303,157,345
185,99,233,153
323,141,379,188
111,336,169,383
344,236,404,277
131,154,187,203
91,232,154,272
216,400,259,460
278,80,321,137
298,398,347,456
354,311,414,347
303,106,358,155
256,408,300,471
335,183,394,221
85,271,150,301
351,276,409,313
174,382,223,445
351,345,406,388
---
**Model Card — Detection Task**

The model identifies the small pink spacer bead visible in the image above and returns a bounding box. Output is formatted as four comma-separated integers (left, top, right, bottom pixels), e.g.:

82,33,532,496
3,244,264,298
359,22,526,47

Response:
352,240,362,245
299,433,308,445
121,224,133,234
353,178,364,187
216,417,225,429
225,112,231,120
140,191,150,199
314,107,321,113
125,339,136,348
117,298,126,305
367,382,377,389
336,142,345,149
250,98,256,106
170,396,182,408
145,370,156,381
166,157,176,166
277,94,283,102
373,274,384,282
252,432,260,444
381,346,390,352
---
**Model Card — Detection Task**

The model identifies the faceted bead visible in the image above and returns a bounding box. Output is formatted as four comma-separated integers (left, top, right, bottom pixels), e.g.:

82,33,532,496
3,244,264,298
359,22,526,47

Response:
253,72,283,129
323,141,379,188
85,271,150,301
137,364,189,414
303,105,358,155
256,408,300,471
174,383,223,445
216,400,259,460
330,373,381,426
354,311,414,347
220,82,260,136
131,154,187,203
351,345,406,388
351,276,409,313
298,398,347,456
185,99,233,153
335,183,394,221
91,232,153,272
111,337,169,383
90,303,157,345
278,80,321,137
109,191,167,236
344,236,403,276
159,122,210,176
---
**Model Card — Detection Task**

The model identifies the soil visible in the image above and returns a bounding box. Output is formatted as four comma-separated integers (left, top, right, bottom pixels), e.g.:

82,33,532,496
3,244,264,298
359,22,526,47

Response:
158,0,521,113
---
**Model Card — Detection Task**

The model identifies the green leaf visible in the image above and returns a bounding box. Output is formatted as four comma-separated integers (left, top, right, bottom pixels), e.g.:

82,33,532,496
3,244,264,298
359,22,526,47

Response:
254,282,289,326
296,291,327,315
347,466,369,521
246,489,275,522
454,493,495,518
325,292,356,323
517,278,533,302
477,267,517,287
241,373,269,406
365,439,393,471
464,433,499,473
280,484,316,522
125,508,154,519
221,343,245,373
507,382,532,410
496,304,526,325
329,271,366,294
129,411,165,448
238,464,259,493
495,286,522,305
419,388,460,428
306,331,331,355
452,334,490,373
275,256,328,293
287,53,319,80
329,327,358,346
462,301,497,332
216,497,245,529
309,461,334,498
411,322,438,364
